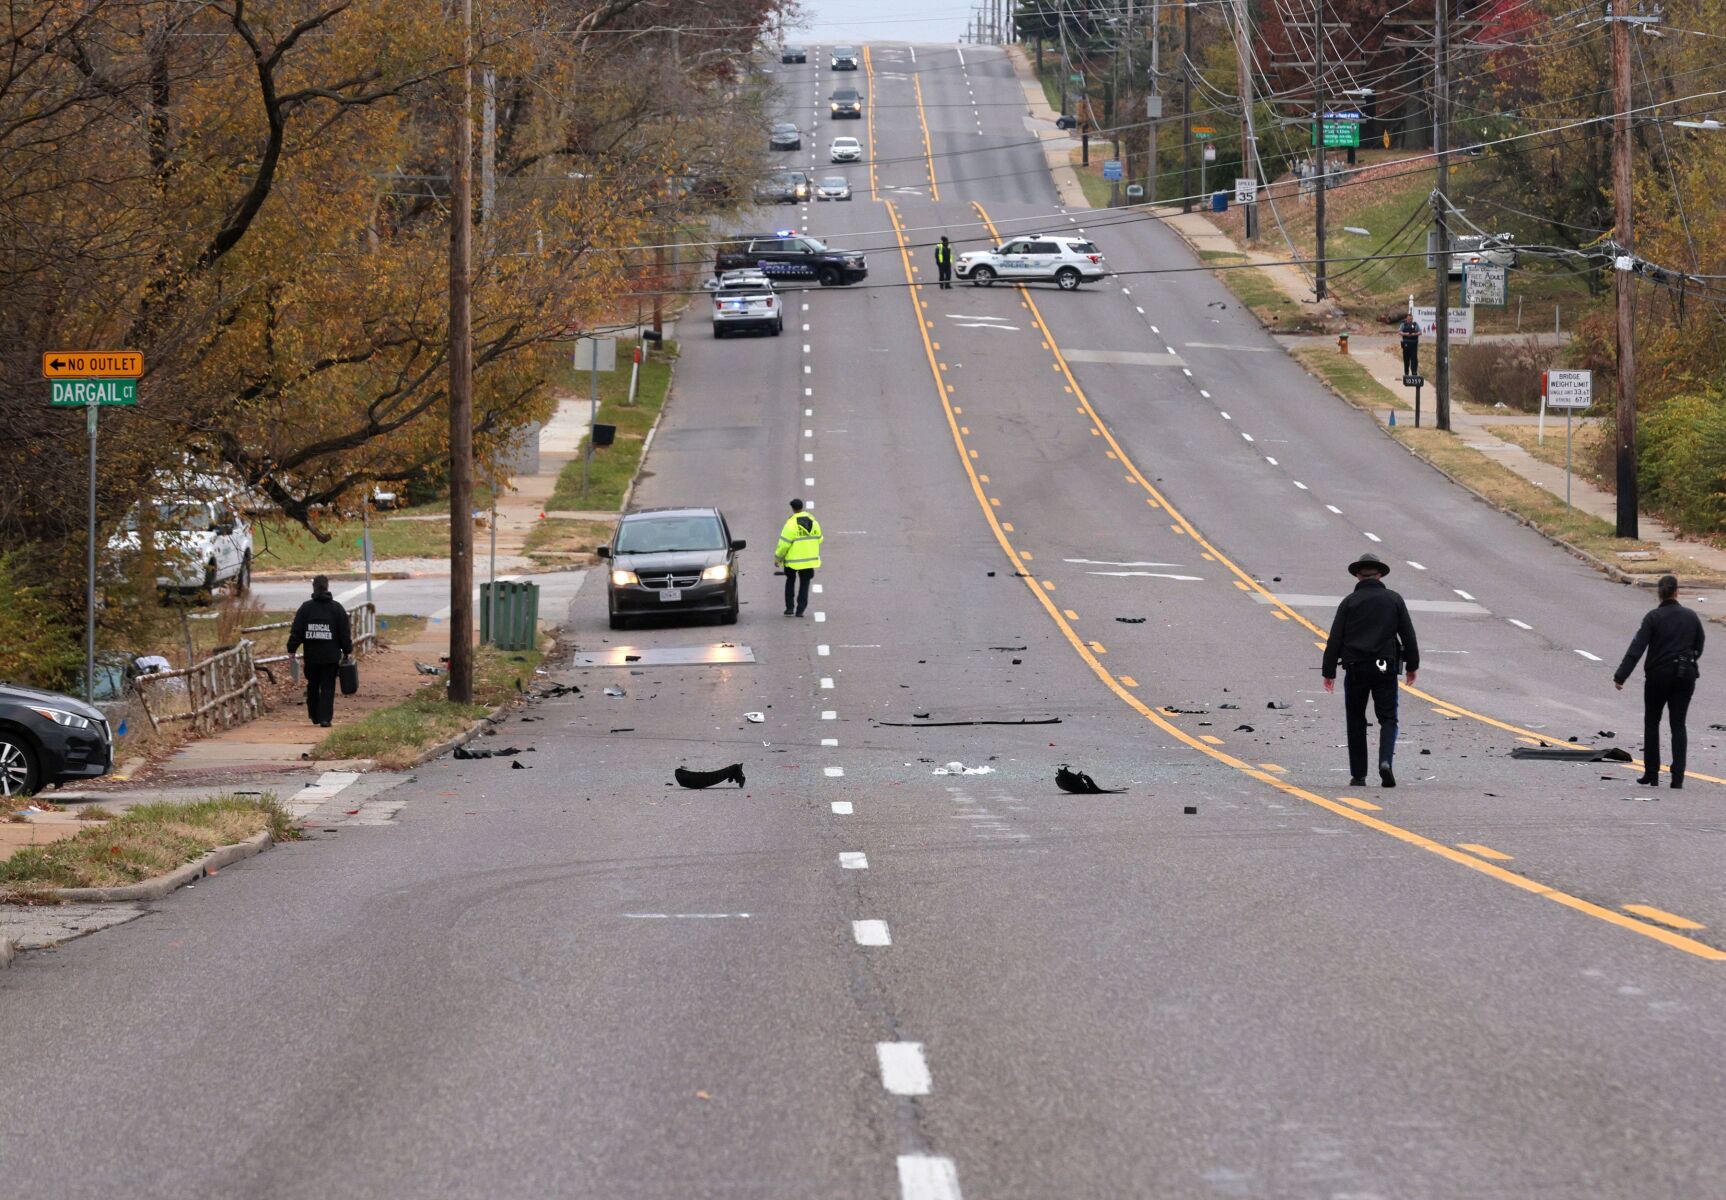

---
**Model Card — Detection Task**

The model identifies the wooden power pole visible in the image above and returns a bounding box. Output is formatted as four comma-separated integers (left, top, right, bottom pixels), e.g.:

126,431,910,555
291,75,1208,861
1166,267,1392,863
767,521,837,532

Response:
1432,0,1452,432
1610,0,1639,537
447,0,475,703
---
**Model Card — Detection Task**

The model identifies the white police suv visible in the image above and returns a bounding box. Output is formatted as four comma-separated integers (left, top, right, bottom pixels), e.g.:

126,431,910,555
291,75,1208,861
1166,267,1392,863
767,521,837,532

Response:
954,234,1108,290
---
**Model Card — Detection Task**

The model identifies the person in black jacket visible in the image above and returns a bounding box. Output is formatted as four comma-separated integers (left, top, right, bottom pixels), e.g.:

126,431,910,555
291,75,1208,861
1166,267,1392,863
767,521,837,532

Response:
286,575,353,728
1615,574,1705,788
1398,313,1421,378
1321,552,1420,788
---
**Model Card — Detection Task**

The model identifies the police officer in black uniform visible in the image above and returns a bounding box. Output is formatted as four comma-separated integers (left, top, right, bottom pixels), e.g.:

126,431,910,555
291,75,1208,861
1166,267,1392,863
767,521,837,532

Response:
1399,312,1421,378
287,574,354,728
935,235,953,289
1615,574,1705,787
1321,552,1420,787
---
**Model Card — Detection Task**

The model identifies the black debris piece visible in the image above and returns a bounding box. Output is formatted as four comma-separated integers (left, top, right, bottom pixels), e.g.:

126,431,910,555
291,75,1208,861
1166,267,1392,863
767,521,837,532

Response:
914,712,931,719
610,728,635,733
625,654,641,662
511,760,531,769
1597,730,1616,738
1567,736,1579,743
1510,746,1634,762
537,683,581,697
989,646,1028,652
1115,617,1146,624
1219,703,1239,710
453,745,523,760
1267,701,1290,710
514,678,523,693
878,717,1062,728
1056,766,1126,795
1012,659,1022,665
1183,806,1198,814
1164,706,1208,714
1234,724,1254,732
987,571,996,577
676,763,747,789
1419,748,1431,755
1272,576,1281,582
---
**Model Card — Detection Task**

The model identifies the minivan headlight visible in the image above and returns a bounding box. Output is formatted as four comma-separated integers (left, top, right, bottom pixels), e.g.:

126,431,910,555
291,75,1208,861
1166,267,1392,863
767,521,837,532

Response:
611,569,639,587
29,706,92,730
701,563,732,582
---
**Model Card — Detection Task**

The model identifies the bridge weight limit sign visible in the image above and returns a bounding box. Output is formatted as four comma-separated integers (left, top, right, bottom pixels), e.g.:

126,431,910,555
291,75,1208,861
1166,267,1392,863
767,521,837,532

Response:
42,349,145,701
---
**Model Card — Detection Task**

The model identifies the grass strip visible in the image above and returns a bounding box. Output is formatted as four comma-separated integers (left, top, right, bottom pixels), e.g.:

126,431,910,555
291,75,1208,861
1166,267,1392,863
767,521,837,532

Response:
256,517,454,572
313,643,546,768
1294,346,1409,411
1218,265,1309,330
546,339,678,512
523,517,617,561
1,796,292,895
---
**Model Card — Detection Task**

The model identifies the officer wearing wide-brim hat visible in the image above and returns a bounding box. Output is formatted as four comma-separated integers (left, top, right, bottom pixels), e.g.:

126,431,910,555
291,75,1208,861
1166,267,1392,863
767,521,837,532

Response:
1320,551,1420,787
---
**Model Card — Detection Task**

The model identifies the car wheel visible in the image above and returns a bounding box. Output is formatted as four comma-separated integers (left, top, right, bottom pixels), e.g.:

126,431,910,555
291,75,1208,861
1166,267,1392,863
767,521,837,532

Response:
236,552,252,596
971,265,996,286
775,318,785,334
719,605,739,625
0,732,40,798
714,326,727,339
1055,266,1082,290
818,266,840,287
609,612,632,631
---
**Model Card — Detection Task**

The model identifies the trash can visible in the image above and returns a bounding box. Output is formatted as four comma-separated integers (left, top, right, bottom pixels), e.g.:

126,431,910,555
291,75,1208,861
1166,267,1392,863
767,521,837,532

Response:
480,579,540,650
591,423,617,448
1210,191,1229,213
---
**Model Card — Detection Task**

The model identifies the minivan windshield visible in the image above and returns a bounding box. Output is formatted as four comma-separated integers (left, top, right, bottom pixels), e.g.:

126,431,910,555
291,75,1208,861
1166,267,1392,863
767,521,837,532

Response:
616,514,725,554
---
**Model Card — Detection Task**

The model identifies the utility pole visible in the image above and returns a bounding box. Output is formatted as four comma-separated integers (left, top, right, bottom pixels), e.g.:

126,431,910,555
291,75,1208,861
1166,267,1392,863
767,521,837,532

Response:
1182,0,1193,212
447,0,475,703
1147,0,1161,203
1312,0,1328,301
1609,0,1639,537
1431,0,1452,432
1235,0,1259,240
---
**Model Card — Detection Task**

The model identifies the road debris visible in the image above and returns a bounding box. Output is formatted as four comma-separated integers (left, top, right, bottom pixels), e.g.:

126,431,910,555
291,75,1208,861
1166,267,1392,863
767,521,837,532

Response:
879,717,1061,727
933,761,995,775
1115,617,1146,624
1510,746,1634,762
1056,766,1125,794
453,745,524,759
744,712,765,723
604,686,626,698
676,764,747,789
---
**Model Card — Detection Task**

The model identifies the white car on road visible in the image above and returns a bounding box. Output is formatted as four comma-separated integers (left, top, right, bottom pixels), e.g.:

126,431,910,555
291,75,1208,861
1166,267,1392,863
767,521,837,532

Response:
815,176,853,201
955,234,1108,290
830,136,862,163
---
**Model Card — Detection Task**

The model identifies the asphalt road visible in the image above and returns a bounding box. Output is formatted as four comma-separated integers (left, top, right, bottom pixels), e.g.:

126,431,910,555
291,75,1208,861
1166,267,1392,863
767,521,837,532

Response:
5,42,1726,1200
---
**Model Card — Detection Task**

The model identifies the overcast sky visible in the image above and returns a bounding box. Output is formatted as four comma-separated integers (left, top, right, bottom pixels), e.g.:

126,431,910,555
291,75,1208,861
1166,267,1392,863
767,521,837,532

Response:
793,0,970,46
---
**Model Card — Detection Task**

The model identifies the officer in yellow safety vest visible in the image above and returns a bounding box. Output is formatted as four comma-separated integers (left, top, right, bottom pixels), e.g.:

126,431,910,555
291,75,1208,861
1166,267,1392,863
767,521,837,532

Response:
775,498,824,617
935,235,953,289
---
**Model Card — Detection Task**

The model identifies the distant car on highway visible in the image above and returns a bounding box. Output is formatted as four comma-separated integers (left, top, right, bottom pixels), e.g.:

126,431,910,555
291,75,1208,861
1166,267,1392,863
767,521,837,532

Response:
780,45,807,63
955,234,1108,290
815,176,852,201
712,276,784,338
770,122,801,151
829,136,862,163
829,88,862,119
830,46,859,70
0,682,113,797
598,507,746,628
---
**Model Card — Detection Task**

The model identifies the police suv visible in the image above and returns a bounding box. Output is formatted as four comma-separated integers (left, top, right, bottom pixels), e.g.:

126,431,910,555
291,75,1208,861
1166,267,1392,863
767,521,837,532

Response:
713,230,868,287
954,234,1108,290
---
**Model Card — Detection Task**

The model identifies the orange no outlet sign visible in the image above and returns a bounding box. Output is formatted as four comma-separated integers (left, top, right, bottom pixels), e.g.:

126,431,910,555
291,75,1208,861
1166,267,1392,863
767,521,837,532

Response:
42,350,144,378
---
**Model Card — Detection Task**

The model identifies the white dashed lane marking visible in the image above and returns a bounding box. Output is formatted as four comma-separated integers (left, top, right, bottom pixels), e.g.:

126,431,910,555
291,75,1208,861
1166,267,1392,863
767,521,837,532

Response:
1363,532,1381,542
1576,649,1602,661
877,1042,933,1096
1509,619,1533,630
831,800,854,814
898,1156,963,1200
853,919,891,946
839,851,868,869
1455,589,1475,600
824,766,844,777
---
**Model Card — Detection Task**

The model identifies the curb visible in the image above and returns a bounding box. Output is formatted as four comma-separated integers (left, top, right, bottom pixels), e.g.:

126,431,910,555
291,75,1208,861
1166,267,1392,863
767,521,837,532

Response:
253,570,414,582
46,830,273,903
0,937,14,969
409,713,500,767
618,358,676,515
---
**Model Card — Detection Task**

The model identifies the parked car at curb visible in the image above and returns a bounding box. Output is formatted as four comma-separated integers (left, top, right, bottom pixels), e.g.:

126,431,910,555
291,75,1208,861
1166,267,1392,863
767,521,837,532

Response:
0,682,113,797
110,494,255,596
599,507,746,628
955,234,1108,290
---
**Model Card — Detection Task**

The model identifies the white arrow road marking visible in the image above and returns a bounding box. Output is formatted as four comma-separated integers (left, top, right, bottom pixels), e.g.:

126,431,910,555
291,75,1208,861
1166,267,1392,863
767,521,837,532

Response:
953,322,1021,330
1087,571,1203,581
1064,558,1184,567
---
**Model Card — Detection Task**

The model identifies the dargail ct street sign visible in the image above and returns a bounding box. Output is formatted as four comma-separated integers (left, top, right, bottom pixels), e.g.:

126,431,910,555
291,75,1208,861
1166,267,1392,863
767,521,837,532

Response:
50,378,137,407
43,350,143,378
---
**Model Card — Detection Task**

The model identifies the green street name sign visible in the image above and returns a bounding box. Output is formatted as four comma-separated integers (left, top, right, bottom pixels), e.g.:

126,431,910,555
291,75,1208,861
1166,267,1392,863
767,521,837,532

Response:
50,378,137,407
1310,121,1361,148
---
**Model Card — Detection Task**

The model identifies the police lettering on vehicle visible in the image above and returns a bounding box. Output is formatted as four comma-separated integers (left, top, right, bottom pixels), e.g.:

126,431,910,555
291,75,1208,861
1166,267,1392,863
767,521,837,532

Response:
757,259,815,276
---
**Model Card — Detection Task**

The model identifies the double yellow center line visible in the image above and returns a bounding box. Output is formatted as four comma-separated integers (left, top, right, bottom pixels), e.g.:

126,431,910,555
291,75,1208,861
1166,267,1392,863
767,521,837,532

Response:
878,194,1723,963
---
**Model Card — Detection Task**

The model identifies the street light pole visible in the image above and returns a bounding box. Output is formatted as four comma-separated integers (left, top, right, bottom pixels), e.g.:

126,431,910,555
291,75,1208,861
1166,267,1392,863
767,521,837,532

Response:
1610,0,1639,537
447,0,475,703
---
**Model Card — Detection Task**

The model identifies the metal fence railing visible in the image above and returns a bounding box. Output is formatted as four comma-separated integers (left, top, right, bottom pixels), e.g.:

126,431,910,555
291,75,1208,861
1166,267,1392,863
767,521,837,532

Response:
133,640,263,735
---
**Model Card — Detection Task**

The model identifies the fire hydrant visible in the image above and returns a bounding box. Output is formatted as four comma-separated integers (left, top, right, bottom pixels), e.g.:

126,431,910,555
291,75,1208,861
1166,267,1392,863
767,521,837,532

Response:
1337,332,1350,355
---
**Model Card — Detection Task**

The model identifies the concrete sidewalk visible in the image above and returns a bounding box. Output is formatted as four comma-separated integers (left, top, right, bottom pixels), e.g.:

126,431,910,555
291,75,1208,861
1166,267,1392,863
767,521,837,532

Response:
1004,45,1089,210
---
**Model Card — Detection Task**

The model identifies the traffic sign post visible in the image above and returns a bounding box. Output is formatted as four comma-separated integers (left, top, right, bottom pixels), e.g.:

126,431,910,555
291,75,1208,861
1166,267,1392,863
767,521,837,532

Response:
1542,370,1593,508
1403,374,1426,427
1234,177,1258,205
43,351,143,700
